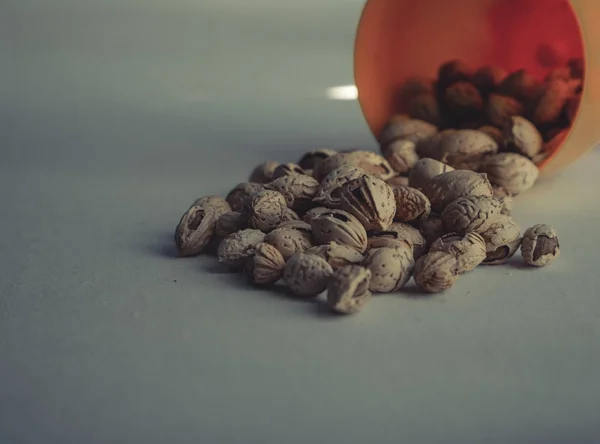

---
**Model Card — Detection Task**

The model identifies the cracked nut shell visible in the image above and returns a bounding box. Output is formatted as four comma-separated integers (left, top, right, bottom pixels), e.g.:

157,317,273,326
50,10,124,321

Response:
413,251,460,293
311,209,368,253
306,242,365,270
326,265,373,314
521,224,560,267
283,252,334,297
245,242,285,285
246,190,288,232
393,186,431,224
430,232,487,273
339,175,396,231
264,226,314,261
479,153,539,195
217,229,266,268
422,170,493,214
363,245,415,293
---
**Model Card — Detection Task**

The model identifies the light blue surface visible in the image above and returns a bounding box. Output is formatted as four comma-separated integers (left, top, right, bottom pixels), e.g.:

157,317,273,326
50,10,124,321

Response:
1,1,600,443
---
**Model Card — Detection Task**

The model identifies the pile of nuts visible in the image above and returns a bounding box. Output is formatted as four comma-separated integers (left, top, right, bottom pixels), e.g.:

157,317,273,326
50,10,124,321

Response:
173,59,571,315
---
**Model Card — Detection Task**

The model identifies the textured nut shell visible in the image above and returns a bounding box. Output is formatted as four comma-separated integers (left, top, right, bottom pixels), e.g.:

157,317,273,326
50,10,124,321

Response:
408,158,455,190
532,80,571,125
226,183,263,212
192,196,232,216
264,227,314,261
521,224,560,267
393,186,431,224
398,77,435,101
283,252,334,297
498,69,542,102
479,153,539,195
363,246,414,293
384,139,419,174
249,161,280,184
387,222,427,258
406,92,442,126
282,207,301,222
311,210,368,253
272,163,307,179
378,117,438,147
265,174,320,211
326,266,373,314
441,195,505,234
215,211,248,239
444,82,483,115
339,176,396,231
430,232,487,273
413,252,459,293
422,170,493,214
174,205,218,257
302,207,330,225
246,190,288,232
478,126,504,145
438,129,499,170
313,151,395,182
277,220,311,231
420,215,445,246
306,242,365,270
473,65,506,92
505,116,543,158
386,175,410,189
437,60,473,91
478,215,521,264
297,149,338,170
486,94,525,128
366,231,413,252
245,242,285,285
313,165,365,208
217,229,266,267
416,130,455,159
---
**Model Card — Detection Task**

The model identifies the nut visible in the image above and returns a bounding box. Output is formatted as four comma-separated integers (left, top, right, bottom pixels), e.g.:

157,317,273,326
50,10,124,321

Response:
339,175,396,231
282,207,301,222
265,174,320,211
472,65,506,93
441,195,505,234
385,222,427,258
366,230,414,252
378,117,438,147
313,165,365,208
393,186,431,224
311,209,368,253
244,242,285,285
192,196,232,216
437,129,499,170
215,211,248,239
302,207,331,225
398,76,435,101
413,251,459,293
498,69,542,103
430,232,487,273
422,170,493,214
277,220,312,231
327,266,373,314
443,81,483,119
307,242,365,270
313,151,395,182
246,190,288,232
486,94,525,128
420,215,445,246
383,139,419,174
479,153,539,195
272,163,307,179
437,60,473,91
477,125,504,145
521,224,560,267
478,215,521,265
532,79,571,125
264,226,314,260
416,130,454,159
174,204,219,257
363,245,414,293
249,161,279,184
226,182,264,212
386,175,410,189
408,157,455,190
217,229,266,268
283,252,334,297
504,116,543,158
297,149,338,170
406,93,442,126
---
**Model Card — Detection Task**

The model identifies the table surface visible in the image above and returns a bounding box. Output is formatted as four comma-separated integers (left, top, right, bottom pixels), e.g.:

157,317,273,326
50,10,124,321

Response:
1,1,600,443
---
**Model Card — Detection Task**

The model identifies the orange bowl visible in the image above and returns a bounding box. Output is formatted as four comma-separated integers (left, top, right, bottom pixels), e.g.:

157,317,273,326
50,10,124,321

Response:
354,0,600,175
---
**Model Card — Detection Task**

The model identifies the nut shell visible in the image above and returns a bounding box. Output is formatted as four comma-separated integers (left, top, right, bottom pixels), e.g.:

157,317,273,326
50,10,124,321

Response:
430,232,487,273
311,209,368,253
297,149,338,170
283,252,334,297
339,175,396,231
479,153,539,195
313,151,395,182
326,265,372,314
313,165,365,208
408,158,455,190
249,161,279,184
265,174,320,212
272,163,307,179
378,117,438,147
215,211,248,239
521,224,560,267
264,226,314,261
246,190,288,232
393,186,431,224
383,139,419,174
174,205,219,257
504,116,543,158
438,129,499,170
245,242,285,285
422,170,493,214
363,246,414,293
441,195,505,234
478,215,521,265
217,229,266,267
486,94,525,128
226,183,263,212
306,242,365,270
413,252,459,293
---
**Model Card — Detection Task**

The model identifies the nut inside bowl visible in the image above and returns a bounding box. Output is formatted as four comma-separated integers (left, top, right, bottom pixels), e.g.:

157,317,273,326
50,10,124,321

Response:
354,0,600,176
